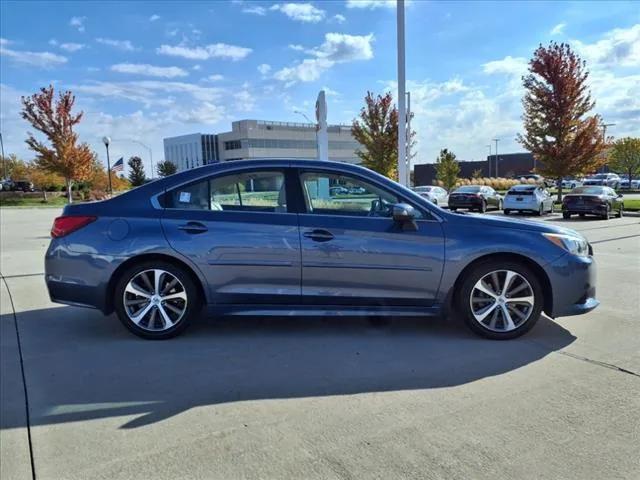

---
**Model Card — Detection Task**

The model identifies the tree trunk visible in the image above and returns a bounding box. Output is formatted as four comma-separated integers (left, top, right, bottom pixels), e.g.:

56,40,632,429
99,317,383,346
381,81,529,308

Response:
557,177,563,203
66,179,73,204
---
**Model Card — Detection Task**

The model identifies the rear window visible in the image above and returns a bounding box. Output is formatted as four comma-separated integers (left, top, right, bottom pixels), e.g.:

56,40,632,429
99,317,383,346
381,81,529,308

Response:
572,187,604,195
454,186,481,193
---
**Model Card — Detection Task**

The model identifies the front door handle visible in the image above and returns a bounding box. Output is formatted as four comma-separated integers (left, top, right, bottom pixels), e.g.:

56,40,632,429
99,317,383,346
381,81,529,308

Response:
303,229,334,242
178,222,208,234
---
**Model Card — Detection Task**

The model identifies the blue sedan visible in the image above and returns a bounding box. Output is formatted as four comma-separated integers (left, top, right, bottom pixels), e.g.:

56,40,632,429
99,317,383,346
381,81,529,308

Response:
45,159,598,340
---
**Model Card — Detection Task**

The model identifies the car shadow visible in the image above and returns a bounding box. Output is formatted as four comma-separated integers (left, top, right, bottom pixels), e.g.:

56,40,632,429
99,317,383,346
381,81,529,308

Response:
3,306,576,430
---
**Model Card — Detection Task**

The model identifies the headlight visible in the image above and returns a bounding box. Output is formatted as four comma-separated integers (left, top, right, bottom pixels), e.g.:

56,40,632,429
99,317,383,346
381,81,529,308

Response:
542,233,590,257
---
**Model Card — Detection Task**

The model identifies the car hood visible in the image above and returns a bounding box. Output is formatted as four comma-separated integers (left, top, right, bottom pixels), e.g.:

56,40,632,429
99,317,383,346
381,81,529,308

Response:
447,211,581,236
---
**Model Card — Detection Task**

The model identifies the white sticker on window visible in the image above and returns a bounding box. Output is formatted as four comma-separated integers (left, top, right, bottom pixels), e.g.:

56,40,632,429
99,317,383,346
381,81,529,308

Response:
179,191,191,203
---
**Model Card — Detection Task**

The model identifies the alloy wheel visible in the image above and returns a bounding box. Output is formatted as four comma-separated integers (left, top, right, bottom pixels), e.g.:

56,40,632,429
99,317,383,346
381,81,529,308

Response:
469,270,535,332
123,269,188,332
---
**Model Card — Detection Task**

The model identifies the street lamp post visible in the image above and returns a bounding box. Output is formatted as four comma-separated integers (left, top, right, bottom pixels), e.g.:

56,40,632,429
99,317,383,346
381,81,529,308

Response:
294,110,319,159
396,0,407,186
102,136,113,195
493,138,500,177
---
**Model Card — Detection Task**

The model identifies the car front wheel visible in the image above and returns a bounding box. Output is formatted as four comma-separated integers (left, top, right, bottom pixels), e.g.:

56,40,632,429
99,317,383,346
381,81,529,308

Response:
114,261,201,339
458,261,543,340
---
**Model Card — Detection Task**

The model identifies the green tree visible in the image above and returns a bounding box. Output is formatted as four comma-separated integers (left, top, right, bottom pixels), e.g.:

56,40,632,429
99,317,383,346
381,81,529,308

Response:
351,91,415,181
156,160,177,177
21,85,93,203
435,149,460,192
516,43,607,201
127,156,147,186
608,137,640,188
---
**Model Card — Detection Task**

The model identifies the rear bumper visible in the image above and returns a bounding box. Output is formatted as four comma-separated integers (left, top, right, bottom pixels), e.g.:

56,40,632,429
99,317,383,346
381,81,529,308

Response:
448,198,482,208
504,199,538,210
544,252,598,318
562,203,607,215
45,240,122,313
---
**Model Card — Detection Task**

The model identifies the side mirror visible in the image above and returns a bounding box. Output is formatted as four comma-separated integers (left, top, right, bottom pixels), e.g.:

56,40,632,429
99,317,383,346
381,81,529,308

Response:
393,203,418,231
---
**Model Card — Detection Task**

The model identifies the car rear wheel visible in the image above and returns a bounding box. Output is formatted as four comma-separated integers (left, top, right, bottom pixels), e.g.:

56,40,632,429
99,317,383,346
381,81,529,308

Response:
537,203,544,216
602,204,611,220
480,201,487,213
458,261,543,340
504,209,511,215
618,205,624,218
563,212,571,219
114,261,201,339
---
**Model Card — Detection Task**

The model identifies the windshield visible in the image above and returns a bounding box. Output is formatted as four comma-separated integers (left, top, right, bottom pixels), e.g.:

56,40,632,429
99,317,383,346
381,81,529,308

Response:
414,186,432,192
572,186,605,194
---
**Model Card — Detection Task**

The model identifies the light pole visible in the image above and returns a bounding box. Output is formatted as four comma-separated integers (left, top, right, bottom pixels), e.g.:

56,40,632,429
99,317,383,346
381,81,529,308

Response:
294,110,318,159
486,144,492,177
406,91,411,186
599,123,615,173
493,138,500,177
102,136,113,195
0,132,6,179
396,0,407,186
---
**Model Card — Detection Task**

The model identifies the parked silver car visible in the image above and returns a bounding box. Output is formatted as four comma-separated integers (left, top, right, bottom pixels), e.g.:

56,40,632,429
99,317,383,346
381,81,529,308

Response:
504,185,554,216
583,173,621,189
412,186,449,206
560,177,583,189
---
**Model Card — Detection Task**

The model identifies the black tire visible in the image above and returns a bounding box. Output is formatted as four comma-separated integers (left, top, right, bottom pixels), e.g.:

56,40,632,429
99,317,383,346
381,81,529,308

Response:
579,213,585,218
457,260,544,340
504,209,511,215
563,212,571,219
602,204,610,220
618,205,624,218
480,201,487,213
497,200,503,211
114,260,201,339
450,207,457,212
537,203,544,216
433,199,438,206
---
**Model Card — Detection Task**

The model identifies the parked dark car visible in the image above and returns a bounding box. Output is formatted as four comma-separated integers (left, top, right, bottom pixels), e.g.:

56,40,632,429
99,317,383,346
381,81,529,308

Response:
13,180,35,192
45,159,598,341
448,185,503,212
562,186,624,220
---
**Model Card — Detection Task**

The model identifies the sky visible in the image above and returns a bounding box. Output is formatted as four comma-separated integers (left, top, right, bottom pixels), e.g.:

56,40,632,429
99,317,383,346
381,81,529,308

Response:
1,0,639,174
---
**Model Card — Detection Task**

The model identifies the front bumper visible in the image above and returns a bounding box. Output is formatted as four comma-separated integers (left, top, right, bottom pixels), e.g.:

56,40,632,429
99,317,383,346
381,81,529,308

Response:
544,252,599,317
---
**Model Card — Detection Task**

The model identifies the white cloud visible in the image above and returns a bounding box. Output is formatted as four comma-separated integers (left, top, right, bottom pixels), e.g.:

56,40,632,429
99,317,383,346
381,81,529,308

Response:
242,5,267,15
59,42,85,52
270,3,326,23
0,43,68,68
322,86,340,97
234,88,256,112
346,0,396,9
550,22,566,36
192,64,201,71
149,14,161,22
573,24,640,68
257,63,272,75
205,74,224,81
274,32,374,85
333,14,346,23
288,44,305,51
96,38,137,51
157,43,252,61
482,56,528,76
69,16,87,32
111,63,189,78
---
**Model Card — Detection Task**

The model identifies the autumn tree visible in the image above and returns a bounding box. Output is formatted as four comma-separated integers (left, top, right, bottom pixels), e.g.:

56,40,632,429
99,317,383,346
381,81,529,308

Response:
351,91,415,181
435,149,460,192
156,160,177,177
517,43,607,201
2,154,30,181
608,137,640,188
127,156,147,186
21,85,93,202
28,165,65,201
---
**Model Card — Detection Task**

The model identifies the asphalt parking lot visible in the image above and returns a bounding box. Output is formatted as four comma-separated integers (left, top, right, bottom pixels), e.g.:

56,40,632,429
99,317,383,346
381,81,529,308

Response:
1,208,639,480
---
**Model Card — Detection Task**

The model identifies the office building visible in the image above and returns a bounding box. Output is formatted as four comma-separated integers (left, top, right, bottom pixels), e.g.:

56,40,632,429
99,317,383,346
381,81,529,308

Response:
163,119,360,172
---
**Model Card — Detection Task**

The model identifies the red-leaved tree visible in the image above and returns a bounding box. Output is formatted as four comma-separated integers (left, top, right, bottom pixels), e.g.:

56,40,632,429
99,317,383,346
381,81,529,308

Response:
517,43,607,200
21,85,93,202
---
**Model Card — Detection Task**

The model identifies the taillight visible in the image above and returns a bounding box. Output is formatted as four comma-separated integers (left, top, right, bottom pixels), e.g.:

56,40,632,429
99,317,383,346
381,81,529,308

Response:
51,216,97,238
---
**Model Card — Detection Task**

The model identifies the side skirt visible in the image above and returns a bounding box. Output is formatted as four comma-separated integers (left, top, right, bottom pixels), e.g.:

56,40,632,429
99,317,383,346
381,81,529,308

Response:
206,304,442,317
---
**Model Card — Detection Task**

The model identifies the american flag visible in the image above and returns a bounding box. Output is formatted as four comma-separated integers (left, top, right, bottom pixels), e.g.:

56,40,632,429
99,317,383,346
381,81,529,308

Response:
111,157,124,172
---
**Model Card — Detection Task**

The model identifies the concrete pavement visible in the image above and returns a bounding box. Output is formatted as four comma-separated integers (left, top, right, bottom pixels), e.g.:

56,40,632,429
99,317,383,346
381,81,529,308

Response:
1,207,639,479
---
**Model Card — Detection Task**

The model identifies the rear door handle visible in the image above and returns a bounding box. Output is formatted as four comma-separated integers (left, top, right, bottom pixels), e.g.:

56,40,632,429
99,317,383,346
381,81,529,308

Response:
178,222,208,234
303,229,334,242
